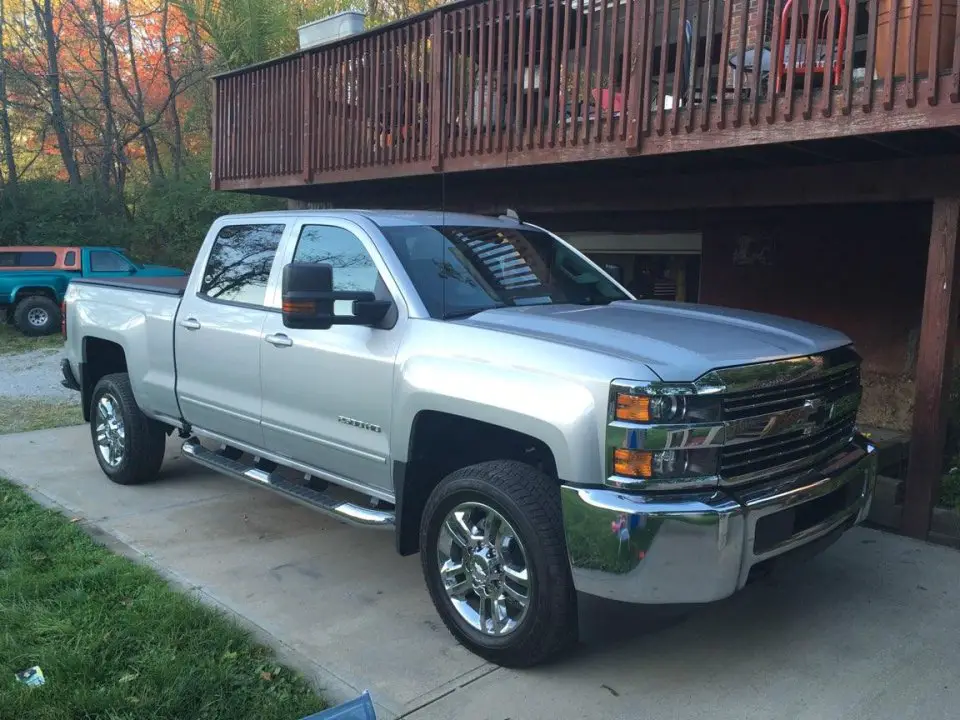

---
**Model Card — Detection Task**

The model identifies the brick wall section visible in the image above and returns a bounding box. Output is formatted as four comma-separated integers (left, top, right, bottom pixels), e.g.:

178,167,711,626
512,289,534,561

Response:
726,0,776,85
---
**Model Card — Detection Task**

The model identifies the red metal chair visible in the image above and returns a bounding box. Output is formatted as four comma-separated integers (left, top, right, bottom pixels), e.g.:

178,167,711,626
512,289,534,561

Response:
775,0,849,93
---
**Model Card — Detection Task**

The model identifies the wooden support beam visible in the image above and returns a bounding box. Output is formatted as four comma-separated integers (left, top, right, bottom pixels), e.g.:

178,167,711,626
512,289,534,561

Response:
903,197,960,539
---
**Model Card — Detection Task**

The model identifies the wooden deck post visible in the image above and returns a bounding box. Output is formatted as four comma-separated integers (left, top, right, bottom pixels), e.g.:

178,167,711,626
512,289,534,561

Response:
903,197,960,539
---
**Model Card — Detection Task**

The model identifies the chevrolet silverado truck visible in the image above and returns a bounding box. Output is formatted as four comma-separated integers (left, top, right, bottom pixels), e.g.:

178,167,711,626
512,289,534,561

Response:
0,244,184,335
61,210,878,667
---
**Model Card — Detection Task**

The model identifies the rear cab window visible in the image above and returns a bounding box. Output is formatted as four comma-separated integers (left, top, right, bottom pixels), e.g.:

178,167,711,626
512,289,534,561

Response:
199,224,286,308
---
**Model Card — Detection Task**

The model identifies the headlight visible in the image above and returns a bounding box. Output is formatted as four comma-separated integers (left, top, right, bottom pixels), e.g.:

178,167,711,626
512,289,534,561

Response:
613,385,722,424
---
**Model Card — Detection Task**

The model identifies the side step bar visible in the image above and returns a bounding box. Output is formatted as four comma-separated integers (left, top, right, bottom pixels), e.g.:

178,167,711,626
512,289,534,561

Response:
181,439,394,529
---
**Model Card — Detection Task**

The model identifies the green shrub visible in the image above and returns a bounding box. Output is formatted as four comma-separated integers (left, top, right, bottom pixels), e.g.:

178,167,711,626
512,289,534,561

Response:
0,164,284,270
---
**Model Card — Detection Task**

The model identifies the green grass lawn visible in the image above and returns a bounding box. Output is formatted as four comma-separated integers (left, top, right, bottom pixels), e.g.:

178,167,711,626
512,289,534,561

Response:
0,480,327,720
0,397,84,435
0,323,65,356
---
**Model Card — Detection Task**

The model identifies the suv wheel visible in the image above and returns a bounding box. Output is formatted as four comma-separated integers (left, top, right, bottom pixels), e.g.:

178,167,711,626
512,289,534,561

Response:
13,296,60,336
90,373,166,485
420,460,577,668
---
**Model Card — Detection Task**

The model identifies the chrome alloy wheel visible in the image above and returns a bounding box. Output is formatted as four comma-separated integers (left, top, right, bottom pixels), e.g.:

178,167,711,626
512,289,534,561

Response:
437,502,531,637
27,307,49,327
95,394,125,468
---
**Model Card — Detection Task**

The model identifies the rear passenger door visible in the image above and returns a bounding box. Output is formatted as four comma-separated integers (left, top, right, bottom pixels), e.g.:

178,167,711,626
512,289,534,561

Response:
174,222,287,448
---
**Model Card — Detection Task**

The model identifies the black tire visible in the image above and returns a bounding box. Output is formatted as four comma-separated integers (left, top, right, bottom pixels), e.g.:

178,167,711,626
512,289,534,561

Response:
13,295,60,336
89,372,166,485
420,460,577,668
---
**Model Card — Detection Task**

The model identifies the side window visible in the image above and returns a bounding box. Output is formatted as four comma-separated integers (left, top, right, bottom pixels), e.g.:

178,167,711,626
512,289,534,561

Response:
200,224,285,307
17,251,57,267
90,250,132,272
64,251,77,267
0,252,16,267
293,225,379,314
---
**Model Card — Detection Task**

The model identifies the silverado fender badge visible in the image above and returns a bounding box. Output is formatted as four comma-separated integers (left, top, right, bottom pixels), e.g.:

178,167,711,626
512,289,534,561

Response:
338,416,382,433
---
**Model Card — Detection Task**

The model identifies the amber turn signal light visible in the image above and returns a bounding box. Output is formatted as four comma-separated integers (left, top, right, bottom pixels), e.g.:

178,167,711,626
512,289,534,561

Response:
613,448,653,478
615,394,650,422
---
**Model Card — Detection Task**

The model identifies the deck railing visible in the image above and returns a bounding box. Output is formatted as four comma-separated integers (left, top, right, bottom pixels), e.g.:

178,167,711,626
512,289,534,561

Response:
212,0,960,189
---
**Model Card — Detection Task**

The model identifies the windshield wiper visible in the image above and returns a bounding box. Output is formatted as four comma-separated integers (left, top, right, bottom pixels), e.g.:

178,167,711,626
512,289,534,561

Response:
441,304,506,320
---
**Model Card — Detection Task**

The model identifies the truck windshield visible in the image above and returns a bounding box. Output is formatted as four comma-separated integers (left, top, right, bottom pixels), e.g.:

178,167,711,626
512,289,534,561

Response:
378,224,628,319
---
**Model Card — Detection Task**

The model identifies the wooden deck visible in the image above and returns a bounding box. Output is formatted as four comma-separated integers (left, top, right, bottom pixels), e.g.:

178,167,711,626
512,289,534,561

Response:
211,0,960,191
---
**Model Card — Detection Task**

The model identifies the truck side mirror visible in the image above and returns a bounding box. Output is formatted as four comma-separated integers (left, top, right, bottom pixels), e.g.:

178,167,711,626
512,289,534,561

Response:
281,262,391,330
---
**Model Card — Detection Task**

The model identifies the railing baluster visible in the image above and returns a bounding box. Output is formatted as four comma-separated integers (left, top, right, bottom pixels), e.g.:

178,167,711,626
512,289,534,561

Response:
620,0,635,140
626,0,648,148
907,0,921,106
671,0,688,134
685,0,700,132
766,0,784,122
430,11,444,170
733,0,748,126
514,0,526,151
655,0,670,134
928,0,943,103
469,6,478,154
458,11,469,157
528,0,540,149
861,0,878,111
819,0,838,117
716,0,733,126
491,0,502,154
750,0,768,124
882,0,900,109
784,0,801,120
801,0,817,118
543,0,558,147
606,0,620,140
595,0,608,143
641,0,655,135
505,0,517,151
570,0,584,144
583,0,595,142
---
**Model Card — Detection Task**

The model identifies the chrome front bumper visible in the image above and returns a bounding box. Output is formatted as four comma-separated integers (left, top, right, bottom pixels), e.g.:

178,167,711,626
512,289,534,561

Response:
560,435,878,604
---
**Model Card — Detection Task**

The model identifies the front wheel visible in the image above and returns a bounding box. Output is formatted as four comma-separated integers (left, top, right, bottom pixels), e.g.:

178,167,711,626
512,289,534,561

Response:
420,460,577,668
90,373,166,485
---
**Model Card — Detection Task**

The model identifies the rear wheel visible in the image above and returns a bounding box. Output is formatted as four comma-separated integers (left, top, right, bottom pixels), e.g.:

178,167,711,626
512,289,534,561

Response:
420,460,577,668
13,295,60,336
90,373,166,485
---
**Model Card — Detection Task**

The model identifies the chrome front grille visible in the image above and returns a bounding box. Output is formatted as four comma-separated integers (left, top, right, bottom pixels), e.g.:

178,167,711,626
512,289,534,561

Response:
720,417,857,483
721,364,861,421
717,357,861,486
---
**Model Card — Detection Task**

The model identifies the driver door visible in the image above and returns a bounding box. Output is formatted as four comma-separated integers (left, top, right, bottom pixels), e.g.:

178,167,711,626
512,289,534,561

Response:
259,220,404,496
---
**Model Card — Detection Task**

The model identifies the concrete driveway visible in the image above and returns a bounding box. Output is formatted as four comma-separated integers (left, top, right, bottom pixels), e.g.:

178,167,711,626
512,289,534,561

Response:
2,426,959,720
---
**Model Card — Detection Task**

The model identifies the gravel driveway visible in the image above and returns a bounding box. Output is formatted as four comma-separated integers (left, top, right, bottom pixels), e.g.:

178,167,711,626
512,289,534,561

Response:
0,348,76,401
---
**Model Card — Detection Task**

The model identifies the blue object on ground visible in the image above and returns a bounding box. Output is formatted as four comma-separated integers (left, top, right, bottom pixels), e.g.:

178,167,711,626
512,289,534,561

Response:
299,690,376,720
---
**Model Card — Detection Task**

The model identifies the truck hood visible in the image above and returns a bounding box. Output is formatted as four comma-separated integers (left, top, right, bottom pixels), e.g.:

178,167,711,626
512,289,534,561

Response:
460,300,852,382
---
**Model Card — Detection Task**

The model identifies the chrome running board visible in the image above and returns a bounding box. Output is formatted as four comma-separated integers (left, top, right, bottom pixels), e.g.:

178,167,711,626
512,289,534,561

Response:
181,439,394,529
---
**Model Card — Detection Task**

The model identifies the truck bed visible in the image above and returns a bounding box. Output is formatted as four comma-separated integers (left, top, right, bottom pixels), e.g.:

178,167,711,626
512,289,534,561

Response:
71,274,187,296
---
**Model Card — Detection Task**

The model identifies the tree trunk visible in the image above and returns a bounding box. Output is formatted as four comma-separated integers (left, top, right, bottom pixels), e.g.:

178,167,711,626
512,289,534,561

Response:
92,0,115,195
161,0,184,177
0,0,17,186
33,0,81,185
119,0,162,178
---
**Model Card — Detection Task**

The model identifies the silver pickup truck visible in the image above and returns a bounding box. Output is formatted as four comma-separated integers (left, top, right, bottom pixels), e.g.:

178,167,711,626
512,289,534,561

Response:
61,210,878,667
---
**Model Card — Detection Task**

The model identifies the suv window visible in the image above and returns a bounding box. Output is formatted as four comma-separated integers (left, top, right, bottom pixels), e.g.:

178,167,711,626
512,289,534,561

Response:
90,250,133,272
293,225,379,314
200,224,285,307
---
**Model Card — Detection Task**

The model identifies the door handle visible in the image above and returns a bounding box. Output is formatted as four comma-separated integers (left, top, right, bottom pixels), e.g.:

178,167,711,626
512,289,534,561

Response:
180,317,201,330
264,333,293,348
